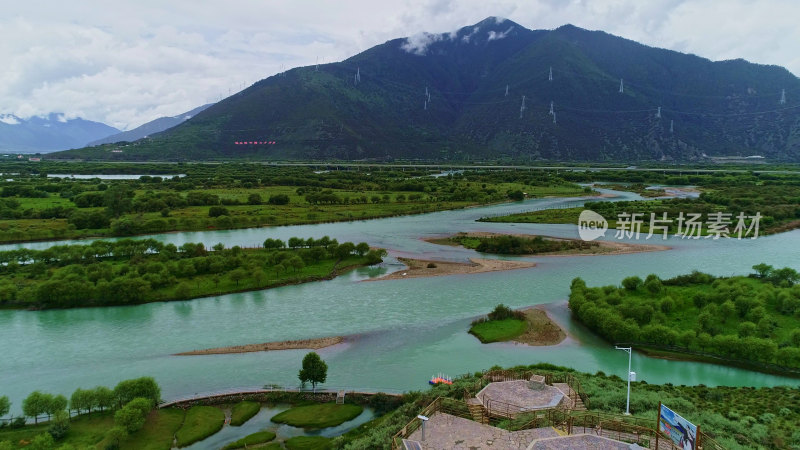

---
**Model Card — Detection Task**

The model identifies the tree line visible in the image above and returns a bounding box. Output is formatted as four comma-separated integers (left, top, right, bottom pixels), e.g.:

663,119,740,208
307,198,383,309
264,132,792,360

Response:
0,377,160,449
0,236,384,309
569,265,800,369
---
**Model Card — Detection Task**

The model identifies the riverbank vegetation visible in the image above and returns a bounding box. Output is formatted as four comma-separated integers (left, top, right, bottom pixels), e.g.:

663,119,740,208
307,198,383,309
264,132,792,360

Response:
469,305,566,345
0,161,588,244
446,232,599,255
569,265,800,372
469,304,527,343
0,237,384,309
482,182,800,235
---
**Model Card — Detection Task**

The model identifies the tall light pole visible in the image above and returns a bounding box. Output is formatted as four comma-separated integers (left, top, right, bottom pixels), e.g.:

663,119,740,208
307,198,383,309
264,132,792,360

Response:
615,346,633,415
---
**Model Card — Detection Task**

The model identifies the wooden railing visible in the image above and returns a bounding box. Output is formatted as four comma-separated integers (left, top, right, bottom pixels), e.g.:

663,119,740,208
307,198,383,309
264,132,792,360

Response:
391,397,472,449
394,398,726,450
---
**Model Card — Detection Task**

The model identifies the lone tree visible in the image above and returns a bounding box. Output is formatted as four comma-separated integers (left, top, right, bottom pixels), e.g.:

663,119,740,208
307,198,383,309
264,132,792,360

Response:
298,352,328,392
0,395,9,418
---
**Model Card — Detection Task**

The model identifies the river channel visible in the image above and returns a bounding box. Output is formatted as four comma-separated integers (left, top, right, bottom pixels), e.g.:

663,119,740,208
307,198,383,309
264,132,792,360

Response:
2,189,799,414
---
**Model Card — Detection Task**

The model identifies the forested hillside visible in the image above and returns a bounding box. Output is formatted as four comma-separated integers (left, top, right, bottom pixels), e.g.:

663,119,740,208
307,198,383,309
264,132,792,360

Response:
54,18,800,162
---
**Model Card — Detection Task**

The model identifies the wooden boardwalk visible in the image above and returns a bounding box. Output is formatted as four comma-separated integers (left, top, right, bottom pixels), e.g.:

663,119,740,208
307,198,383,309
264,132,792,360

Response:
159,385,402,408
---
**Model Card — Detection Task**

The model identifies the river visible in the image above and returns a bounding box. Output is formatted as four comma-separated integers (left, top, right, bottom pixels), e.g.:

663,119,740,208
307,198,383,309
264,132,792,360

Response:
2,189,799,415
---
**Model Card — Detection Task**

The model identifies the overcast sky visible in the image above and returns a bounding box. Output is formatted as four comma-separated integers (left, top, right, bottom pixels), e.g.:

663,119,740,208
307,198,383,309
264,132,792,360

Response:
2,0,797,130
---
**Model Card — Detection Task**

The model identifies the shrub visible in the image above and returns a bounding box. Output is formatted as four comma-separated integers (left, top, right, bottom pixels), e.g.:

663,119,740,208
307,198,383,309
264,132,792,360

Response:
208,206,229,218
487,304,525,321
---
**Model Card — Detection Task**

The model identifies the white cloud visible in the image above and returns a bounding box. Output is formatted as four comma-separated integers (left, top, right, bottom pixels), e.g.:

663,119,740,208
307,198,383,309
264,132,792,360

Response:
487,26,514,41
0,115,20,125
401,32,444,55
0,0,798,130
462,26,480,43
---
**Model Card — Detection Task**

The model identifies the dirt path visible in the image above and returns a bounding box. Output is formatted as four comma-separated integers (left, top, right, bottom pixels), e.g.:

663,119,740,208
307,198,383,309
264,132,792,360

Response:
174,336,345,356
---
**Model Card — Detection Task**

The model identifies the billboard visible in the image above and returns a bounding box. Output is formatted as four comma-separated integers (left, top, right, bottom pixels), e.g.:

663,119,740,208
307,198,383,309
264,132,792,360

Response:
659,403,697,450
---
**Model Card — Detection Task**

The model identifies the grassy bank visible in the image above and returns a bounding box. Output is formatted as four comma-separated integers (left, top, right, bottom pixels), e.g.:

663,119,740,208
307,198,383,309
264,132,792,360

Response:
469,305,566,345
271,403,363,429
222,430,276,449
175,406,225,447
229,401,260,426
469,319,527,343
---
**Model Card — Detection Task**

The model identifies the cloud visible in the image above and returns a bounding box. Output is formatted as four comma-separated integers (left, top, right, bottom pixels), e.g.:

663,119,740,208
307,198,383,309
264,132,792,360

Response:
401,32,444,55
0,115,20,125
487,26,514,41
462,26,480,43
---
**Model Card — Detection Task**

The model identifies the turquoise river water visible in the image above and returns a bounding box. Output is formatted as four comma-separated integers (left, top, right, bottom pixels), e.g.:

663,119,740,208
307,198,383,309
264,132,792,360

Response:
2,189,799,415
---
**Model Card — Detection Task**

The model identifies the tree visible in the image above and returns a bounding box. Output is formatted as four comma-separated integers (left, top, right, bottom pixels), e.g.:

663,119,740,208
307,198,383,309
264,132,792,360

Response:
45,395,67,420
94,386,115,412
263,238,284,250
104,184,134,218
113,377,161,407
643,274,662,294
70,388,92,414
298,352,327,392
752,263,774,279
208,206,229,218
23,391,49,424
247,193,262,205
268,194,289,205
114,399,149,433
0,396,9,418
48,410,70,441
335,242,355,260
229,268,247,286
355,242,370,257
621,276,643,291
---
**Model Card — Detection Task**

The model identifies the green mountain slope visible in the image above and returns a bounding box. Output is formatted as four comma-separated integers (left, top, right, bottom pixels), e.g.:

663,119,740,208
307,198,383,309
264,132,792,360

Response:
53,18,800,162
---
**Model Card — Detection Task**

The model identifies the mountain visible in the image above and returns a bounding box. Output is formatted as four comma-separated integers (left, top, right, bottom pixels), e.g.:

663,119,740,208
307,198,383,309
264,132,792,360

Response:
0,114,119,153
88,104,213,146
53,18,800,162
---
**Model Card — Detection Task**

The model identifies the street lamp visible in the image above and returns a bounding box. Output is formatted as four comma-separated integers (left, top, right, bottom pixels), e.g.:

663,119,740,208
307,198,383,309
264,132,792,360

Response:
615,346,634,415
417,415,429,441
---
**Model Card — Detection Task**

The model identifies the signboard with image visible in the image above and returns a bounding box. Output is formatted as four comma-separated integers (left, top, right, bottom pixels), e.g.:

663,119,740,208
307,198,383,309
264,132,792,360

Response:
658,403,698,450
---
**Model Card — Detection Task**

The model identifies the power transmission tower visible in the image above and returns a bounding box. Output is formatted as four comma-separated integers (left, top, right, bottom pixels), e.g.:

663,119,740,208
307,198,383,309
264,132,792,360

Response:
548,66,553,82
656,106,661,119
354,67,361,86
549,101,554,116
505,85,509,97
520,95,527,118
553,111,557,124
619,78,624,93
315,57,319,72
780,88,786,105
670,120,674,133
